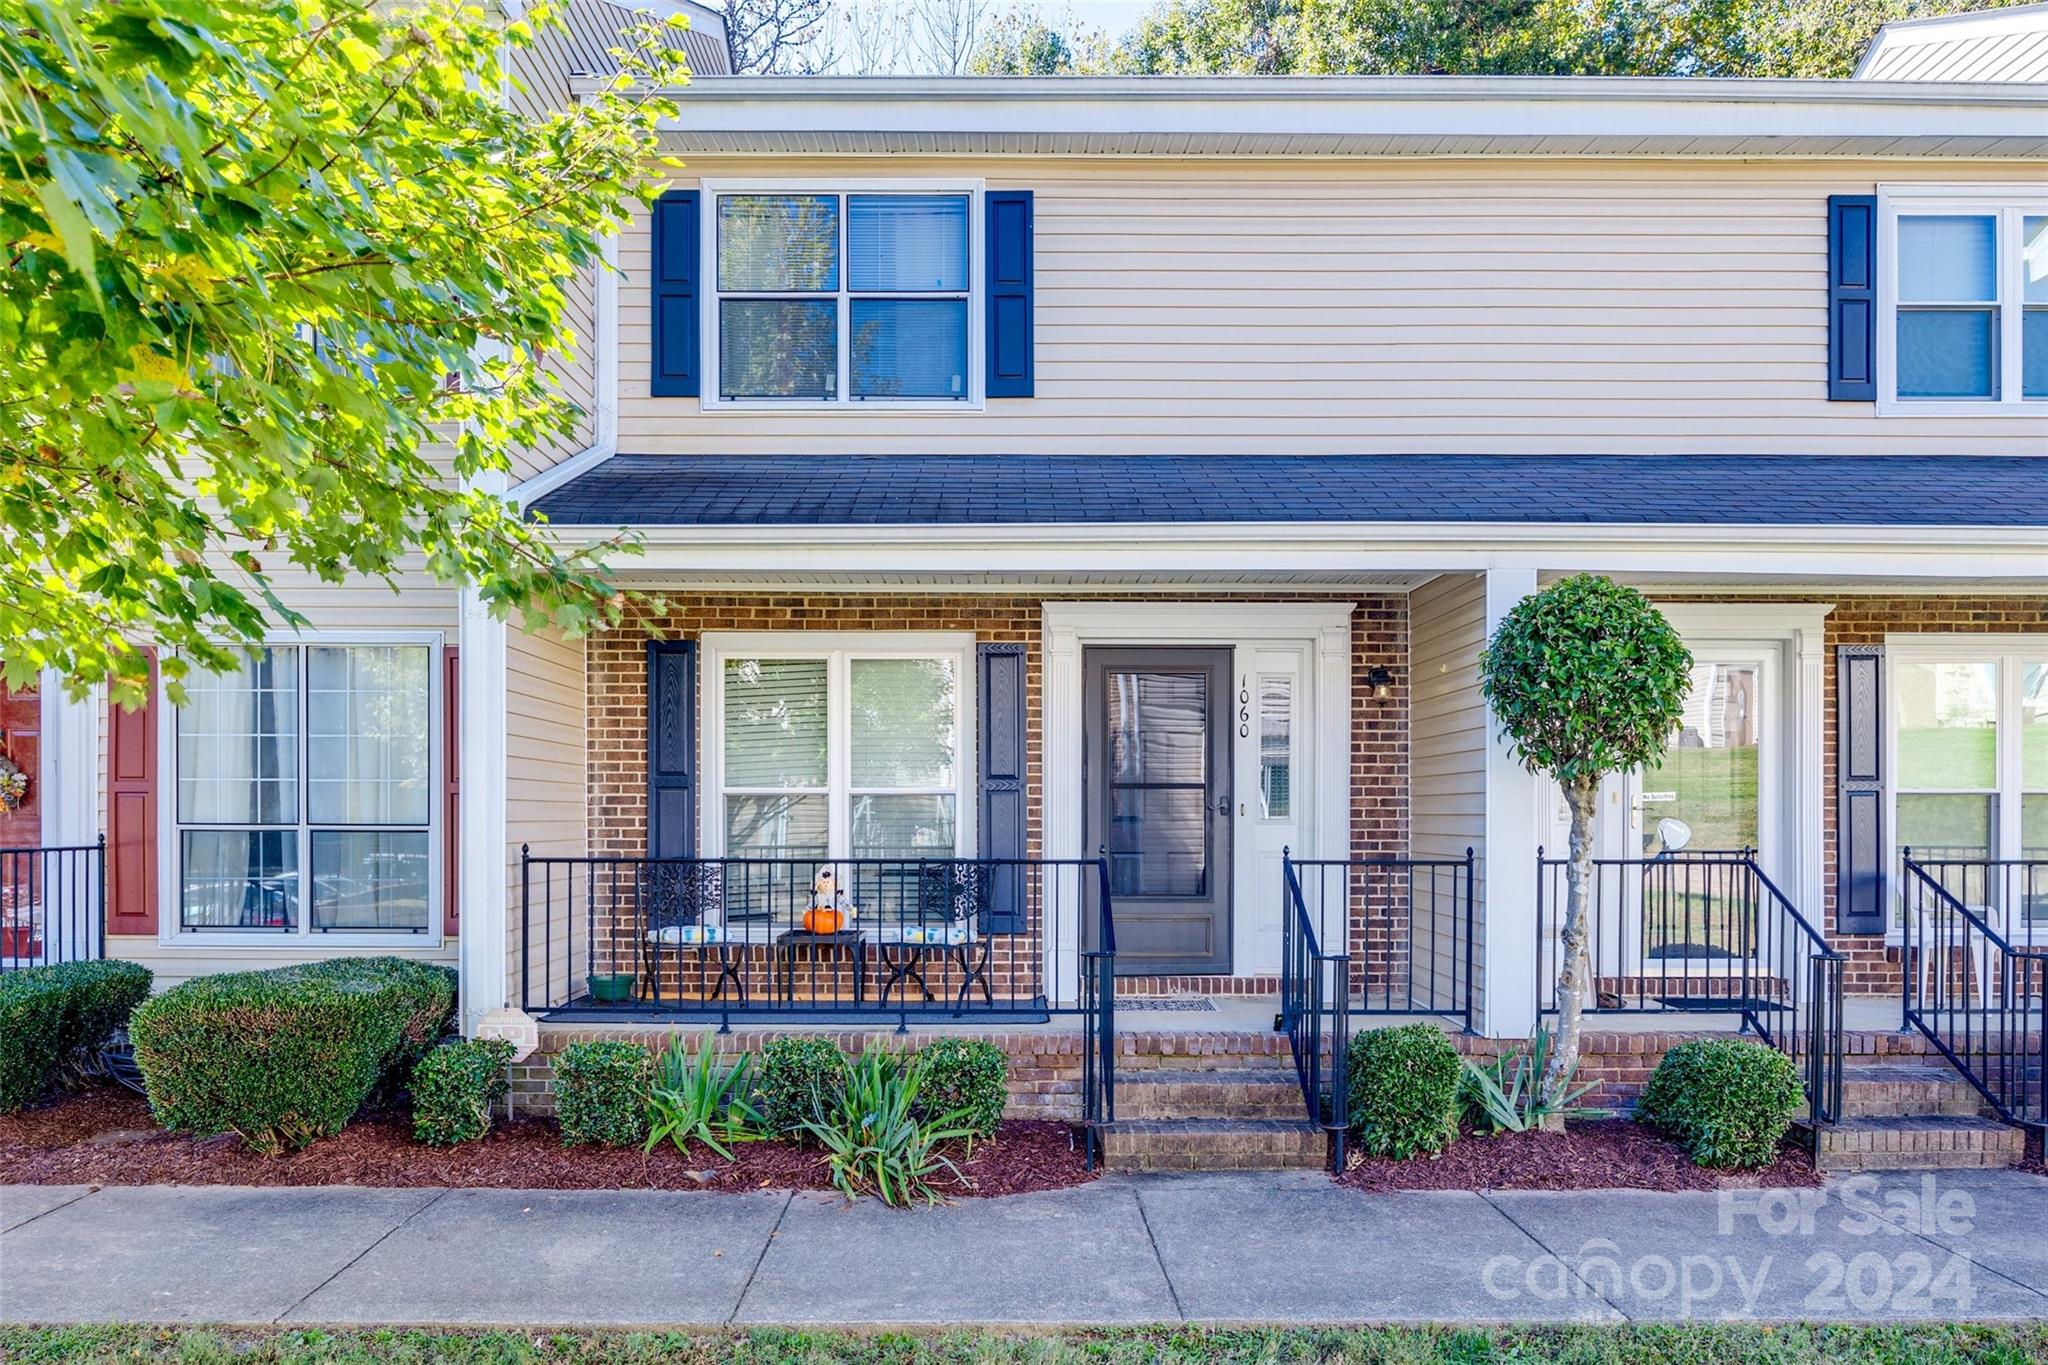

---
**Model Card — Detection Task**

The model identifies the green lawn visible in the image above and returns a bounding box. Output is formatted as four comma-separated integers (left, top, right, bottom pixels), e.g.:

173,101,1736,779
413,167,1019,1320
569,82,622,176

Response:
1642,744,1758,854
3,1325,2045,1365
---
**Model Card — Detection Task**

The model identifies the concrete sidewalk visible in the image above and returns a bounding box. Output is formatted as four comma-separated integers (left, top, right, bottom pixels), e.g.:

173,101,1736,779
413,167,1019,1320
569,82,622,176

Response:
5,1171,2048,1327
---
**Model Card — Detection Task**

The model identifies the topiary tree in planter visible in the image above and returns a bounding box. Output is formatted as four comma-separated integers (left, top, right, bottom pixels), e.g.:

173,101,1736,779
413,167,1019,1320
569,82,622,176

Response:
1480,574,1692,1110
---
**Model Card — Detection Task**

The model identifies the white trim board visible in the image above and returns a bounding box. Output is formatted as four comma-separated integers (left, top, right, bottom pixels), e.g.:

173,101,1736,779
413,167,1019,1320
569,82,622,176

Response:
1040,601,1354,984
570,521,2048,582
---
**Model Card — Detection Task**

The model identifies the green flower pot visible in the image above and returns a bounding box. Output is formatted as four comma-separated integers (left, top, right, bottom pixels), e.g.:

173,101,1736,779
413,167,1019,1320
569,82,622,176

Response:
588,973,635,1004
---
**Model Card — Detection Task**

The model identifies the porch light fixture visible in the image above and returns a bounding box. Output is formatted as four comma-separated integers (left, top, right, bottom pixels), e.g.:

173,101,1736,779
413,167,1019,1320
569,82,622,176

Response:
1365,666,1396,700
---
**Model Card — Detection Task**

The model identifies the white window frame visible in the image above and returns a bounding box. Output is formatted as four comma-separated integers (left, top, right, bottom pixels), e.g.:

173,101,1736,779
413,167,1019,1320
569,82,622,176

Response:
698,632,978,860
157,631,444,950
1884,634,2048,941
698,179,986,413
1876,184,2048,417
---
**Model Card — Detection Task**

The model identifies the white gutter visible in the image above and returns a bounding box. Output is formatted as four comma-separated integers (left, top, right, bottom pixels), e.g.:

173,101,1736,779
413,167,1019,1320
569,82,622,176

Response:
537,519,2048,580
596,74,2048,158
585,73,2048,106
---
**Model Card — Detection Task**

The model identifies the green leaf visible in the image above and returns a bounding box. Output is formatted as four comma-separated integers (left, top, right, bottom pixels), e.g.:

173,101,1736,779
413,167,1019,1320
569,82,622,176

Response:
33,179,99,305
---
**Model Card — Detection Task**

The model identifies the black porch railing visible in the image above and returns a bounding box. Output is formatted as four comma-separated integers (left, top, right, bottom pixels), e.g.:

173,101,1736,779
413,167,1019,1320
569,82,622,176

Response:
1279,850,1475,1169
1902,854,2047,1130
1283,852,1477,1026
520,849,1118,1158
1536,850,1845,1125
519,850,1113,1024
0,838,105,974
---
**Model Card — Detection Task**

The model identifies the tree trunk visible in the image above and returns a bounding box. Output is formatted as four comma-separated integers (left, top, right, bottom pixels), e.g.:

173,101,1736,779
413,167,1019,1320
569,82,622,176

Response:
1541,775,1600,1108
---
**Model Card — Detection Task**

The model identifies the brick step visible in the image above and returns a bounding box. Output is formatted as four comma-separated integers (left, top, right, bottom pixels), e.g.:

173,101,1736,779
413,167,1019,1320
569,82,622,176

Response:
1118,1069,1306,1121
1839,1062,1990,1119
1120,1052,1295,1073
1809,1115,2027,1172
1098,1118,1327,1172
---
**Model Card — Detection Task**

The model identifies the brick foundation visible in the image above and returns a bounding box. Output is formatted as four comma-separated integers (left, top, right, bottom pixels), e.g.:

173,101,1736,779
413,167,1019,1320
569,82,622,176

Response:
507,1021,1948,1123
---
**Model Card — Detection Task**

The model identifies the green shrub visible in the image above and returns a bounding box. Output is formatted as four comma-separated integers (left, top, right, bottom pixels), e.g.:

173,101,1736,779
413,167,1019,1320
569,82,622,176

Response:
554,1040,650,1147
1636,1039,1805,1170
916,1038,1007,1139
0,960,153,1112
129,956,455,1154
411,1038,515,1147
1347,1023,1462,1159
754,1036,844,1139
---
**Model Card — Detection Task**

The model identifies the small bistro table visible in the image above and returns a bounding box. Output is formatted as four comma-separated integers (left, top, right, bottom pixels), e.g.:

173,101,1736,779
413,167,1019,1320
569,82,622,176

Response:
773,928,867,1006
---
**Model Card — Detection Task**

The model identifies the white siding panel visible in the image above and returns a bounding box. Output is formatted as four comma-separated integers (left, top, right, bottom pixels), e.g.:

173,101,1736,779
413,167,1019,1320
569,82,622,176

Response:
614,157,2048,456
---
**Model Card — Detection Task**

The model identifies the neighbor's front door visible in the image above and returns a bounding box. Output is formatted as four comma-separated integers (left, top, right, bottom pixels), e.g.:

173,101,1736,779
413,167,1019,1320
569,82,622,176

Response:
1084,647,1233,975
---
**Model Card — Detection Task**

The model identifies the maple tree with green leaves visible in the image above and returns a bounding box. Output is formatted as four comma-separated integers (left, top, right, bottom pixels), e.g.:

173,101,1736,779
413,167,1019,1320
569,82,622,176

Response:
0,1,690,707
1119,0,2038,76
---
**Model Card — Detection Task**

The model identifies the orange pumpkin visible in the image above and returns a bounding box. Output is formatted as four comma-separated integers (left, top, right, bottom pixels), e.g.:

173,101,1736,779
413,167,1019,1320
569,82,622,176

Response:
802,907,844,934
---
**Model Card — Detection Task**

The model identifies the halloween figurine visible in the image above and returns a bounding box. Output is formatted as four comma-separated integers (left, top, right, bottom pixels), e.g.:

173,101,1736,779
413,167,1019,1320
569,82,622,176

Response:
803,867,846,934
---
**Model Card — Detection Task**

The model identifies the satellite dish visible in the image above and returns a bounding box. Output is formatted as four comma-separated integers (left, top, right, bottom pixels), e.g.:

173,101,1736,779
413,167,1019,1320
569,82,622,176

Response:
1657,818,1693,853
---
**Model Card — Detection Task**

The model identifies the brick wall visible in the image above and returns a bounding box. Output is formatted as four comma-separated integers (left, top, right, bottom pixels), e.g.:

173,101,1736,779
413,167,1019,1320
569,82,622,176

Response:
1661,594,2048,997
507,1022,1943,1120
582,591,1411,990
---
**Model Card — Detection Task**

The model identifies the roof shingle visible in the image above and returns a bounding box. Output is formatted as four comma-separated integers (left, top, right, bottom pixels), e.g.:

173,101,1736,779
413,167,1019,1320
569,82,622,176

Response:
528,455,2048,529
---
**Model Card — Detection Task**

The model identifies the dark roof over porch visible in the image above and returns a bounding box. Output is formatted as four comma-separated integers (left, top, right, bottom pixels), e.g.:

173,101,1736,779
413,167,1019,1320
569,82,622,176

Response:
528,454,2047,528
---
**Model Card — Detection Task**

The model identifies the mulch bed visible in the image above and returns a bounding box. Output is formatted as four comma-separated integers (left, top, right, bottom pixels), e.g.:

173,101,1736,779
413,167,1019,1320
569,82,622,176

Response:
1337,1118,1822,1193
0,1085,1093,1198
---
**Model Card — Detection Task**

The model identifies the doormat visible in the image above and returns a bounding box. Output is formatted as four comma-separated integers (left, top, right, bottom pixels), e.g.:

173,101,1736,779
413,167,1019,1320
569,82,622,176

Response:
1119,997,1219,1012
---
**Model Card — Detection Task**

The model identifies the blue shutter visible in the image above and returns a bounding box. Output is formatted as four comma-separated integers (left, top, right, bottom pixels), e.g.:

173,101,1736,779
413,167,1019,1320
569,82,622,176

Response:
1837,644,1885,934
647,641,696,858
985,191,1034,398
651,190,700,398
1828,194,1877,402
977,643,1028,933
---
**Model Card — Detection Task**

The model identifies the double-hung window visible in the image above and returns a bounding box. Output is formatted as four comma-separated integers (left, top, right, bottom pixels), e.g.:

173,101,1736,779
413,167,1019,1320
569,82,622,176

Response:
1890,640,2048,930
1880,188,2048,410
705,635,974,922
170,640,437,941
708,185,979,406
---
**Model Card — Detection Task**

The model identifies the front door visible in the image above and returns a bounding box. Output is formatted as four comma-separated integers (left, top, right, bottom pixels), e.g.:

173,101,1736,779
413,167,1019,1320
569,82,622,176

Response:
1085,647,1232,974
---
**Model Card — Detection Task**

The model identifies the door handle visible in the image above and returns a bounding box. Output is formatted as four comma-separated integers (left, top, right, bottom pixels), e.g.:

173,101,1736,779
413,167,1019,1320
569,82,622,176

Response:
1212,796,1233,817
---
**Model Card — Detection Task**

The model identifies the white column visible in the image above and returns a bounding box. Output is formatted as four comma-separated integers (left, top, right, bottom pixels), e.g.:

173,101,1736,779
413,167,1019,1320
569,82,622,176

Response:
37,671,98,849
1041,612,1082,1006
1480,568,1543,1040
457,582,516,1040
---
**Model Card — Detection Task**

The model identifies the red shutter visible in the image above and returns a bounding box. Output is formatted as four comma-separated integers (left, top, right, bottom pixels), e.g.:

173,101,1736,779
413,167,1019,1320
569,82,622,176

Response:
106,650,158,936
443,647,460,936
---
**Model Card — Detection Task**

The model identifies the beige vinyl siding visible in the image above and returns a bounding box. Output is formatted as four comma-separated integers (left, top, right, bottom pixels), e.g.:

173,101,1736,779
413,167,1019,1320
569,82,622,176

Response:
504,625,589,1010
1408,572,1489,1024
504,9,600,483
617,156,2047,456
